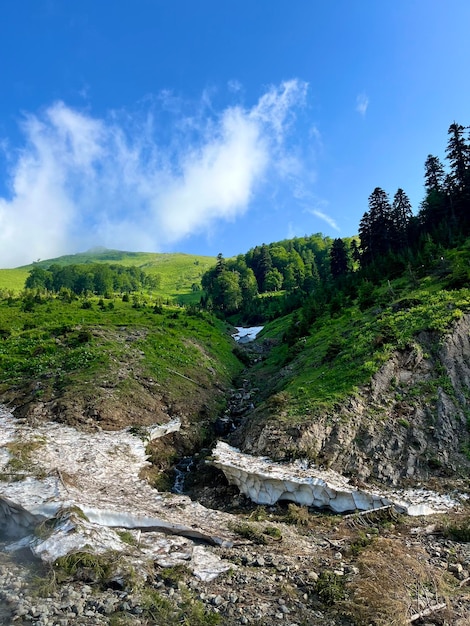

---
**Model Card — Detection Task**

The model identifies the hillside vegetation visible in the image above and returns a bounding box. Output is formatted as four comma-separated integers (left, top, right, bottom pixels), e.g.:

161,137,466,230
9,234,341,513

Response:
0,248,215,303
1,122,470,483
196,120,470,483
0,290,242,476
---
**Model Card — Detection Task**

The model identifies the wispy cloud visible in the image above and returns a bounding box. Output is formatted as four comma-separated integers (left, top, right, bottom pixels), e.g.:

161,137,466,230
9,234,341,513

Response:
311,209,340,231
0,80,308,266
227,79,242,93
356,93,369,117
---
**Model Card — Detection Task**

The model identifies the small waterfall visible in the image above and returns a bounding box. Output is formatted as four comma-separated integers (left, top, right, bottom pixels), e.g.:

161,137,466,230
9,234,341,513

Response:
172,456,195,494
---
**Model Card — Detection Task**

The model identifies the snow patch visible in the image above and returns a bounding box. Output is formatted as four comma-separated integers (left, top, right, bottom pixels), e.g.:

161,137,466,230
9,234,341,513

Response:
211,441,458,515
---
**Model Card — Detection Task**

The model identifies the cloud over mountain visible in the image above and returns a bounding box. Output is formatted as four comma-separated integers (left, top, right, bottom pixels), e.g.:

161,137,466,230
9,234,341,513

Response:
0,80,307,267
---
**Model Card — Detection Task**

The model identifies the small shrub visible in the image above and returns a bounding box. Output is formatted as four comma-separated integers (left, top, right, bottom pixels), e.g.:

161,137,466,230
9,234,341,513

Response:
77,330,92,344
248,506,268,522
349,531,375,556
440,515,470,542
285,503,311,527
117,530,138,546
269,391,291,409
229,522,267,544
263,525,283,541
53,551,118,585
232,345,251,365
157,564,191,587
315,570,346,605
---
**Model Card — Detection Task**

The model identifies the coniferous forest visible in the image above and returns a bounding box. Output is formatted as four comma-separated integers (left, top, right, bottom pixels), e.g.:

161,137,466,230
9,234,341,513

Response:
200,122,470,325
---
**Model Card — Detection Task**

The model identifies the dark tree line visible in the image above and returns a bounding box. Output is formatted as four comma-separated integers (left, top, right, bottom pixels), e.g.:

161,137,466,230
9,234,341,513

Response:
201,121,470,320
25,263,160,296
201,234,335,317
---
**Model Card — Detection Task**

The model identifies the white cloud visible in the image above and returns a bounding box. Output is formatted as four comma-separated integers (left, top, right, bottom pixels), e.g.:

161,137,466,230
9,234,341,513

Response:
356,93,369,116
311,209,340,232
0,80,308,267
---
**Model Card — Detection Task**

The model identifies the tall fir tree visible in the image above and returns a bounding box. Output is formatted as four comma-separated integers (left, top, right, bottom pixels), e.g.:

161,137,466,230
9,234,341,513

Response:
446,122,470,230
446,123,470,191
424,154,446,192
330,238,350,278
391,188,412,248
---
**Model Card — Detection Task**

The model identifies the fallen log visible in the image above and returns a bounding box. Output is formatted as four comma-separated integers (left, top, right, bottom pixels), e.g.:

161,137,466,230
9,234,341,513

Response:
408,602,447,623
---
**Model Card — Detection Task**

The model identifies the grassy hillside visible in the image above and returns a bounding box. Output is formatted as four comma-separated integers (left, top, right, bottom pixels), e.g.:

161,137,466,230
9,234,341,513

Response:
0,248,217,302
0,292,242,443
252,261,470,420
0,268,30,292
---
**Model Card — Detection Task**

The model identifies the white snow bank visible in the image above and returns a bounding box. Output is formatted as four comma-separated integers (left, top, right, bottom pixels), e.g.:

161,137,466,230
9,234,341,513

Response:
211,441,458,516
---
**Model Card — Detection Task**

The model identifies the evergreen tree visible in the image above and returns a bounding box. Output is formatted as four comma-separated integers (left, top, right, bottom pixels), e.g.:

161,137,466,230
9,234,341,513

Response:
330,238,349,278
445,122,470,229
424,154,446,193
446,122,470,191
391,188,412,248
358,210,373,266
215,252,226,275
350,239,361,266
302,254,321,293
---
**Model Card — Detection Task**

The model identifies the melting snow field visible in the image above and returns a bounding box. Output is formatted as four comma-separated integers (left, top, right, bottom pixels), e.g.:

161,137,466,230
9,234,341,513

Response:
0,403,463,582
0,406,234,581
232,326,264,343
211,441,459,516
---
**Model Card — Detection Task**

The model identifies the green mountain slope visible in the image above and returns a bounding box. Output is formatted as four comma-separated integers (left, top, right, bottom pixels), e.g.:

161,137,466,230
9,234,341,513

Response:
0,248,217,301
229,255,470,485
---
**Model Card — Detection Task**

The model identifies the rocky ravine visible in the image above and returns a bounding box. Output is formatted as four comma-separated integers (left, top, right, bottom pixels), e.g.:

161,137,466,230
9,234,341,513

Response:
1,320,470,625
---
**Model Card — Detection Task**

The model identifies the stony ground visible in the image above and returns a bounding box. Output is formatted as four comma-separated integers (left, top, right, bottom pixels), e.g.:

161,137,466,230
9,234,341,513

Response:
1,493,470,626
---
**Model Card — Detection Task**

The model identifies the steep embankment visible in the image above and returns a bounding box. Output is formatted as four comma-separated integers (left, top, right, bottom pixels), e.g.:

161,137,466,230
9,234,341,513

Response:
230,311,470,488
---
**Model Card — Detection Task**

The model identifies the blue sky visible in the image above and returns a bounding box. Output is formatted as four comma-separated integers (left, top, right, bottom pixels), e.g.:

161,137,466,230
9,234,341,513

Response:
0,0,469,267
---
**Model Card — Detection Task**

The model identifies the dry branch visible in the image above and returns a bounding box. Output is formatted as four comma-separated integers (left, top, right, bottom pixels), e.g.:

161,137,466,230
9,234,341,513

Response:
408,602,447,623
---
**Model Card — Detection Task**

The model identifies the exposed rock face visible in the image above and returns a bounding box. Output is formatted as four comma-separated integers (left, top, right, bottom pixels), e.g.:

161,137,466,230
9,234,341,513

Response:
211,442,458,515
232,315,470,486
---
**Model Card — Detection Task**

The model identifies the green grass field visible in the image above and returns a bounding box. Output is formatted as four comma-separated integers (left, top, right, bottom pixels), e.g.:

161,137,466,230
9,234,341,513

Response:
0,293,242,417
0,268,30,292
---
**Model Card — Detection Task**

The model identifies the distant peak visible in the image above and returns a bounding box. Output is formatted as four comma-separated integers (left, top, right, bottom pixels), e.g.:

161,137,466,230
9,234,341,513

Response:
84,246,109,254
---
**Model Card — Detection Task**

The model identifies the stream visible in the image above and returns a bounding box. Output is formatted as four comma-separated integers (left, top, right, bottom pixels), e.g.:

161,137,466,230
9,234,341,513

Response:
171,326,263,495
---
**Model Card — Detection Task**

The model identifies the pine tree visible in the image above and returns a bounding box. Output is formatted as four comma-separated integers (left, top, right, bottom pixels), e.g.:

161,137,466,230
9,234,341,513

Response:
446,122,470,191
358,210,373,266
369,188,393,252
424,154,445,193
391,188,412,248
330,238,350,278
359,188,393,266
446,122,470,230
350,239,361,266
